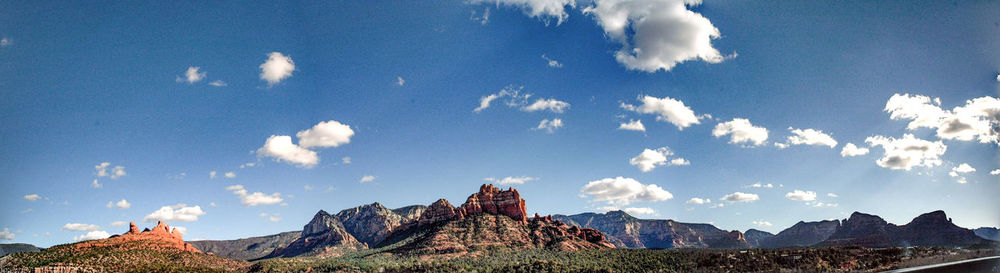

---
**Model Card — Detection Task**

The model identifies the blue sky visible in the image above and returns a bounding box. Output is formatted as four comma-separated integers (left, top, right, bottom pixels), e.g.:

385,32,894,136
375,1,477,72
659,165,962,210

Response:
2,1,999,246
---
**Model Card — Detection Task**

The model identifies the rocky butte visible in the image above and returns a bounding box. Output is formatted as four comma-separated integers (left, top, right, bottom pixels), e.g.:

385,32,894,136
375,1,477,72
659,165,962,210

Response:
74,221,201,253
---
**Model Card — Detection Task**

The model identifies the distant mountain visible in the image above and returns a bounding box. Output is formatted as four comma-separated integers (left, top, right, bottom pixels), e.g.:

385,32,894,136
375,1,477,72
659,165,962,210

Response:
819,211,988,248
0,243,41,257
189,231,299,260
392,205,427,222
553,211,751,249
335,202,408,246
757,220,840,248
744,229,774,247
262,210,365,258
974,227,1000,241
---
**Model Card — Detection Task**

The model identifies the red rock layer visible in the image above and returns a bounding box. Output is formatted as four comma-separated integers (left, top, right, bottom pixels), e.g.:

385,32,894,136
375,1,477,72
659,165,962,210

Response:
459,184,527,223
74,221,201,253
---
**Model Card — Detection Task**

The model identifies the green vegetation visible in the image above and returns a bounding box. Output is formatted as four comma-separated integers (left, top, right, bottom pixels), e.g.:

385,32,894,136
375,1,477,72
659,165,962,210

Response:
249,246,999,273
0,240,248,272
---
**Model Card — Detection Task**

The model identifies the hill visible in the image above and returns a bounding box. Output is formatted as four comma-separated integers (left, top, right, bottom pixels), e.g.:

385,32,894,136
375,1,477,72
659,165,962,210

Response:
189,231,299,260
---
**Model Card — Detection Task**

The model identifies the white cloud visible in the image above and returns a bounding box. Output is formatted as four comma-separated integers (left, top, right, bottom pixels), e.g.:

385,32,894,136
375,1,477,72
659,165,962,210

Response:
396,76,405,86
713,118,768,147
950,163,976,176
534,118,564,133
109,221,128,227
296,120,355,149
360,175,376,183
23,194,40,201
541,54,563,68
752,221,773,227
784,127,837,148
224,172,236,178
257,135,319,168
484,176,538,185
885,94,1000,146
208,80,227,87
840,143,870,157
745,183,773,188
865,134,947,171
785,190,817,201
304,185,314,191
110,199,131,209
143,204,206,222
209,202,216,207
0,38,11,47
617,119,646,132
470,0,576,25
580,176,673,206
629,146,688,172
623,207,657,215
523,98,570,113
177,66,206,84
721,192,759,203
686,197,710,205
475,93,501,113
991,169,1000,175
92,179,102,188
95,162,126,179
209,171,217,179
62,223,101,231
582,0,728,72
170,226,187,235
827,193,838,198
0,228,13,241
470,7,491,25
259,52,295,86
341,157,352,164
226,185,283,206
621,96,702,130
73,231,110,241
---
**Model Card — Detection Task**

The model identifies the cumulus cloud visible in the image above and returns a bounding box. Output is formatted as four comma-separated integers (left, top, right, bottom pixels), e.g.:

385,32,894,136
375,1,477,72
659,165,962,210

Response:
865,134,947,171
991,169,1000,175
227,185,283,206
296,120,355,149
259,52,295,86
396,76,405,86
713,118,768,147
177,66,206,84
840,143,870,157
23,194,40,201
484,176,538,185
623,207,657,216
783,127,837,148
885,94,1000,146
360,175,376,183
106,199,131,209
257,135,319,168
143,204,206,222
94,162,126,179
686,197,710,205
618,119,646,132
785,190,817,201
523,98,570,113
541,54,563,68
580,176,673,206
73,231,110,241
582,0,728,72
621,96,703,130
949,163,975,177
0,228,13,241
721,192,759,203
470,0,576,25
208,80,227,87
534,118,564,133
209,171,217,179
62,223,101,231
752,221,773,227
629,146,688,172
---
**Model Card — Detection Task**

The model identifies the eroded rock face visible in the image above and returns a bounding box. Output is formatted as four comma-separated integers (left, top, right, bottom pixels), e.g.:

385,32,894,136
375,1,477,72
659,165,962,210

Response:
418,199,461,226
459,184,527,223
264,210,364,258
392,205,427,222
758,220,840,248
335,202,405,246
552,211,751,249
73,221,200,253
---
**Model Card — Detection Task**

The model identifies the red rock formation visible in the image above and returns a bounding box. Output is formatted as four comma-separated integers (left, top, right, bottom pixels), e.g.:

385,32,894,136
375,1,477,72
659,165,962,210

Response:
417,199,462,226
74,221,201,253
459,184,527,223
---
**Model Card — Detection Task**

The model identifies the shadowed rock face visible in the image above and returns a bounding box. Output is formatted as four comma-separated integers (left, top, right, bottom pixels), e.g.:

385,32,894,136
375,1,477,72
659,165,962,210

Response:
819,210,988,248
335,202,406,246
263,210,364,258
758,220,840,248
974,227,1000,241
744,229,774,247
553,211,751,249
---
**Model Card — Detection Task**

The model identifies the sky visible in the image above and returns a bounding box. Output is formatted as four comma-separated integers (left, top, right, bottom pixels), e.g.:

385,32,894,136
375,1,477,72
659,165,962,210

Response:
1,1,999,246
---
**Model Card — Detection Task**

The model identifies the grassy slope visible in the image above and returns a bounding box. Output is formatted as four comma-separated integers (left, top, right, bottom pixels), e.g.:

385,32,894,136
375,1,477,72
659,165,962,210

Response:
0,240,249,272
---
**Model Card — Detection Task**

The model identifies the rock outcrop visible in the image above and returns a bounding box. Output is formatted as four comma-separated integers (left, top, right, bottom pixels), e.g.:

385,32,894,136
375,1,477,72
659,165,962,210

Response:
335,202,406,246
73,221,200,253
392,205,427,222
459,184,527,223
818,210,988,248
744,229,774,247
417,199,463,227
263,210,364,258
553,211,751,249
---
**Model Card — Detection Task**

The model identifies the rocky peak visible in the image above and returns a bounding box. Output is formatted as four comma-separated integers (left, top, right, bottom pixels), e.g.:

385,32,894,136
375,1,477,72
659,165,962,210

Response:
459,184,527,223
128,222,140,235
908,210,949,225
418,199,462,226
846,212,887,225
392,205,427,222
335,202,405,246
303,210,343,236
